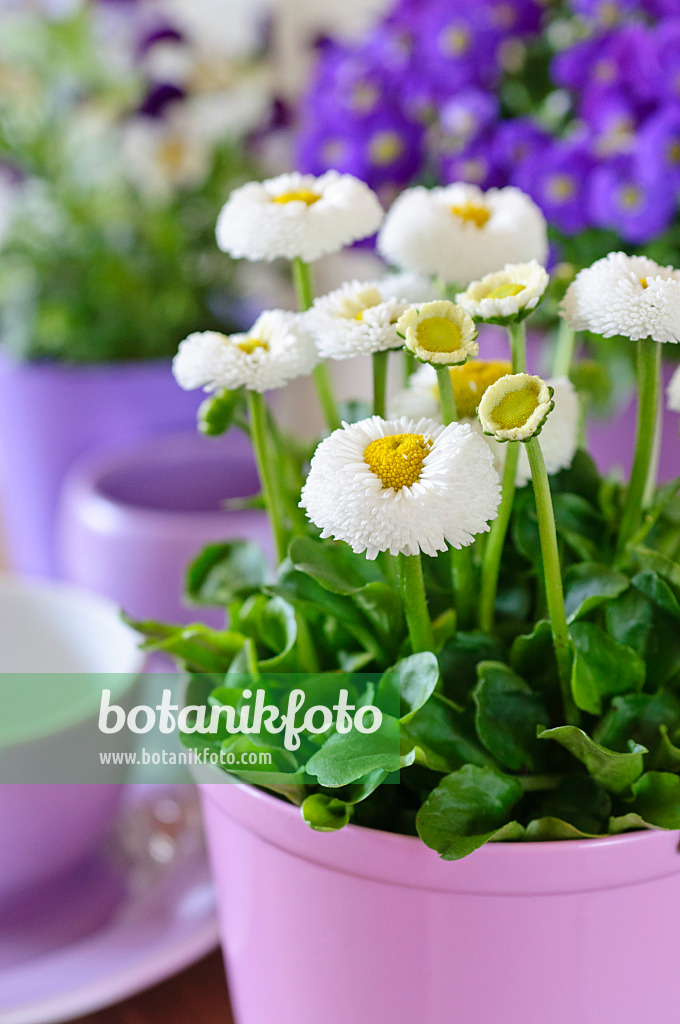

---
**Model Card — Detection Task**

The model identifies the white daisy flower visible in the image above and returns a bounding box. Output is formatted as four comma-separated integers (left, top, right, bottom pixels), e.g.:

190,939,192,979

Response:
391,365,578,483
667,365,680,413
456,261,550,323
478,373,554,442
305,279,407,360
397,300,478,366
561,252,680,344
215,171,384,264
300,416,502,559
377,183,548,287
172,310,318,394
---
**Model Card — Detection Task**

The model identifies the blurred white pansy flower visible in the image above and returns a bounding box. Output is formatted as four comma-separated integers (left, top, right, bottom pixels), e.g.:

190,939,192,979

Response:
378,183,548,286
300,415,501,559
173,310,318,394
562,252,680,344
121,106,211,199
215,171,384,263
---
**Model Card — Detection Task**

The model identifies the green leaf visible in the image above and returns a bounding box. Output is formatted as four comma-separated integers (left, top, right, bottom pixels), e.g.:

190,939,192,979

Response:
626,771,680,829
606,584,680,687
594,692,680,754
651,725,680,772
376,652,439,722
510,620,558,697
608,813,659,834
563,562,629,623
633,546,680,593
538,725,646,794
305,715,406,788
439,631,505,704
301,794,352,832
524,817,602,841
524,775,611,835
186,541,268,607
416,765,524,860
473,662,548,772
569,621,645,714
197,389,245,437
289,536,381,595
402,699,495,773
631,571,680,620
257,597,297,661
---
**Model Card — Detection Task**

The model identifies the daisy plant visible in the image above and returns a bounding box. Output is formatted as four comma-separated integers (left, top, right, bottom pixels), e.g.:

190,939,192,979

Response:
134,176,680,862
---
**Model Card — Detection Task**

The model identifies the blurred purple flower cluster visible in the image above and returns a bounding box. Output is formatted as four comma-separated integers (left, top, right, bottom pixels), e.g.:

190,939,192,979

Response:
295,0,680,247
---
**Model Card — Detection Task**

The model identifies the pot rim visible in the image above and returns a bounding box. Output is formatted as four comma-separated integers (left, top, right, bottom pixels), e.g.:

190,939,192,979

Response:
198,774,680,896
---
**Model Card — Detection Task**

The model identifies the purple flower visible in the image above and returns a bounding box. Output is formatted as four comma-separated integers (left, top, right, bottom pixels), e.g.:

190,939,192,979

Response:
409,2,506,95
552,26,654,102
439,134,503,189
491,117,552,178
588,154,677,242
643,18,680,104
579,88,639,156
637,103,680,188
296,106,425,191
437,88,499,149
137,23,184,57
567,0,647,26
514,139,595,234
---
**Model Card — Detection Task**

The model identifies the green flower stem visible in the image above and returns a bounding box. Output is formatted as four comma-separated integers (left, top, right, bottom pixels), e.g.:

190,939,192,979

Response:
292,256,341,432
436,365,458,424
246,391,288,562
404,350,416,387
552,319,577,379
292,256,315,311
373,350,389,418
478,441,520,634
508,320,527,373
397,552,435,654
617,339,661,554
525,436,578,726
265,407,308,535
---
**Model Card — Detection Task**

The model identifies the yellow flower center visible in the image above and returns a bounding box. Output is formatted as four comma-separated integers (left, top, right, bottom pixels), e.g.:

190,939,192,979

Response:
159,138,188,173
364,433,432,490
236,337,268,355
450,200,490,228
547,174,575,202
416,316,463,354
448,360,512,419
668,141,680,165
491,381,541,431
369,130,404,166
639,277,648,289
620,185,643,210
272,189,321,206
484,282,526,300
441,25,470,56
351,82,379,113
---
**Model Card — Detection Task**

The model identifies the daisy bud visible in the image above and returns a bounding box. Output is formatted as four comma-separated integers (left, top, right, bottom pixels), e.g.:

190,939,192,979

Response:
478,373,554,442
396,300,478,367
456,261,549,324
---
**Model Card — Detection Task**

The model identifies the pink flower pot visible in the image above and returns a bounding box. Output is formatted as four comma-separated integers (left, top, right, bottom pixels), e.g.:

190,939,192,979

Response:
199,781,680,1024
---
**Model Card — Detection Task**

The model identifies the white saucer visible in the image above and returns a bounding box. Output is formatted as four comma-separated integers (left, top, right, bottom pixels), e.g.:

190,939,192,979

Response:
0,785,220,1024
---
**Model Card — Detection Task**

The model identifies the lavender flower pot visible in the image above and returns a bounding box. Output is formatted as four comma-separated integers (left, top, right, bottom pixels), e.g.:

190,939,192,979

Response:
0,576,144,905
57,431,272,626
0,351,203,578
198,781,680,1024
